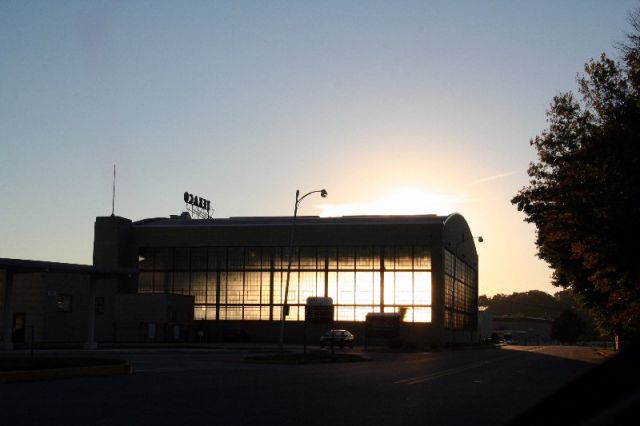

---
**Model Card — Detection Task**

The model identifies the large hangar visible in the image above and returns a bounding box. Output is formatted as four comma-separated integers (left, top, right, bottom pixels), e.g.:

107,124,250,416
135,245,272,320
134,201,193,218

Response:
94,212,481,346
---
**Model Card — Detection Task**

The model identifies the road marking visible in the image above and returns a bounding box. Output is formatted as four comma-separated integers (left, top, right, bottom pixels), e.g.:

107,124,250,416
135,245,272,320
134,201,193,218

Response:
393,354,515,385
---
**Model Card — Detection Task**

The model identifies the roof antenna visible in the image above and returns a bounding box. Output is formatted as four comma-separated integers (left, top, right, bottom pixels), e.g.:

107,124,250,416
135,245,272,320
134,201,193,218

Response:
111,164,116,217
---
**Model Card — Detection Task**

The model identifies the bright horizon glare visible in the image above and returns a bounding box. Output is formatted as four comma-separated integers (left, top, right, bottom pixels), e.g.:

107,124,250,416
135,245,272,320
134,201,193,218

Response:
317,187,468,217
1,1,636,297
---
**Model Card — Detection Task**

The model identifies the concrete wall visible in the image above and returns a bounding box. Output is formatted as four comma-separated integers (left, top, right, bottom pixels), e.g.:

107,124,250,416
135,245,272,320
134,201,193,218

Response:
0,273,45,345
114,293,194,342
0,271,121,346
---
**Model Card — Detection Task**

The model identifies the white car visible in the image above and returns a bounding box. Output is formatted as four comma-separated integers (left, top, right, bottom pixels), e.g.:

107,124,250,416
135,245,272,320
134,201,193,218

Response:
320,329,355,348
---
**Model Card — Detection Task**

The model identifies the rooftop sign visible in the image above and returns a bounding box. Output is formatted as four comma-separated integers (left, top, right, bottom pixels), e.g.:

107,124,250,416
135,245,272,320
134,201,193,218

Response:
184,191,212,219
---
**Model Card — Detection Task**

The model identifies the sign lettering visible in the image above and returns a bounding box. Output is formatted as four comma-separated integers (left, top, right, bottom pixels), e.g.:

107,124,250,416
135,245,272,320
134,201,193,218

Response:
184,192,211,212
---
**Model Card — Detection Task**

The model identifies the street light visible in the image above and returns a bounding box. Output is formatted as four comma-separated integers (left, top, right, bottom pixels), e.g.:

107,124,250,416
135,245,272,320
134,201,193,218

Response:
279,188,328,350
450,235,483,340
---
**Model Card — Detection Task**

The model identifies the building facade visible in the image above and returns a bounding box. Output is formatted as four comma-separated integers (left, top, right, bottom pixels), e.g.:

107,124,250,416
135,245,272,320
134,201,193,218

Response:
94,212,480,346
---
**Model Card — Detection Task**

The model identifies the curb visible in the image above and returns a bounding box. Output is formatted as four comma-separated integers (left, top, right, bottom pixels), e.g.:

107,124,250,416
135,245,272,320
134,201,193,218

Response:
0,363,133,384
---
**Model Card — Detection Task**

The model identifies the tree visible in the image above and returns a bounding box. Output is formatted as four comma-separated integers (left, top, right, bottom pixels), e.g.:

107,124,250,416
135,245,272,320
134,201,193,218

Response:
479,290,602,339
512,9,640,342
550,309,587,345
480,290,561,318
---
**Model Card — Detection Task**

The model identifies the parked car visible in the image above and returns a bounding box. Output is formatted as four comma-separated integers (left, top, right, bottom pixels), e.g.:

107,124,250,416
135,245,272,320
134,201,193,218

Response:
320,329,355,348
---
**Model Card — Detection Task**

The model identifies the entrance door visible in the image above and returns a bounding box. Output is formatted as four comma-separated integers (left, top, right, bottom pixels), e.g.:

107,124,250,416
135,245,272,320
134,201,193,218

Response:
12,312,26,344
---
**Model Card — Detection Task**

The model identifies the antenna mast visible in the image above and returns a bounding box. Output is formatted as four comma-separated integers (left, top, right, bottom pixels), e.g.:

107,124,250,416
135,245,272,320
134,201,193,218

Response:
111,164,116,217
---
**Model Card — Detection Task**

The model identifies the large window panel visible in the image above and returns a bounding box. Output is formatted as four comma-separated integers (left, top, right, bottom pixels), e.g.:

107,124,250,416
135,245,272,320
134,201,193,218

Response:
245,248,261,270
283,247,298,270
316,271,325,297
373,271,381,308
208,247,227,270
395,272,413,305
272,305,283,322
228,248,244,270
155,271,173,293
243,306,261,320
414,272,432,305
173,272,189,295
272,272,284,305
206,273,217,304
413,246,431,269
137,244,436,323
356,247,373,269
261,248,275,270
138,248,155,270
338,247,355,269
261,272,271,305
336,305,355,322
191,272,207,303
299,247,317,270
384,247,396,270
190,248,207,270
444,275,454,309
395,247,413,270
411,307,432,323
338,272,355,305
384,271,396,305
287,272,299,304
261,306,271,320
138,272,154,293
225,272,243,304
444,251,454,276
402,307,413,322
285,305,303,321
322,247,338,270
327,271,338,304
299,272,318,303
174,248,189,270
244,272,262,304
155,248,173,271
355,306,374,321
355,271,375,306
221,306,242,320
194,306,207,320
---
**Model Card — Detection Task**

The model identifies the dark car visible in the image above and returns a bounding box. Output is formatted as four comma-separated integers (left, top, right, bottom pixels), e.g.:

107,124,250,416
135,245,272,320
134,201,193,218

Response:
320,329,355,348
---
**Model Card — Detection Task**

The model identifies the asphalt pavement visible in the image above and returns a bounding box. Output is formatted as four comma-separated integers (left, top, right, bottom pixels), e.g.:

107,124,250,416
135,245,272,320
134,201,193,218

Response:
0,345,607,426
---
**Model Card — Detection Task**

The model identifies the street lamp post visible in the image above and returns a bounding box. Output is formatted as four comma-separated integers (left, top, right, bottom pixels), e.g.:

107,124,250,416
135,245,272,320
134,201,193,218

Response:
450,235,483,344
279,188,328,351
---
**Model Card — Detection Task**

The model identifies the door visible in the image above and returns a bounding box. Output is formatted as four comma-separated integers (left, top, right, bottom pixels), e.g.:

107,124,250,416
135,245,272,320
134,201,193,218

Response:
12,312,26,344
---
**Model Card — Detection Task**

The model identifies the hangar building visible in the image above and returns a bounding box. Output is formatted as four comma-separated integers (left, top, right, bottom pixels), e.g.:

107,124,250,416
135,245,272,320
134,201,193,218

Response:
1,212,480,348
94,212,481,345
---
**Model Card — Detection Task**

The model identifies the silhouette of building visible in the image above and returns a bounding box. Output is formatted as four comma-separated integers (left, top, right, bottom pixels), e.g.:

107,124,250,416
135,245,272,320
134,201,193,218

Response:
1,212,481,348
491,315,552,345
92,212,480,346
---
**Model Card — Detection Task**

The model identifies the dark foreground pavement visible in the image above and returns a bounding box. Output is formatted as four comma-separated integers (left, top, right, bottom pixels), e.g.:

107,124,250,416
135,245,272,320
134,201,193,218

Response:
0,345,609,426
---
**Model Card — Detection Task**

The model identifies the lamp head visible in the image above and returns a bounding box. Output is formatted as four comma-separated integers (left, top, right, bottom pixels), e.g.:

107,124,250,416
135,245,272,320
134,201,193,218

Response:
320,189,328,198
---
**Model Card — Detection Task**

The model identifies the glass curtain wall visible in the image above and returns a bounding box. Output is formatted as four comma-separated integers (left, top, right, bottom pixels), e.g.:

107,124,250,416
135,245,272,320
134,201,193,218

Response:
443,250,478,330
138,246,432,323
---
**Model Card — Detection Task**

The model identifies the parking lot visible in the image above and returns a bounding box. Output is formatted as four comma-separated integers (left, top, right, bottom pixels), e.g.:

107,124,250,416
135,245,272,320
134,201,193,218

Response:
0,344,605,426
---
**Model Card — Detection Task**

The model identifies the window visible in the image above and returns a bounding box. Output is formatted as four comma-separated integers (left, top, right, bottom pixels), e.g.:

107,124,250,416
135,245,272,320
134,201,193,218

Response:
136,245,433,323
57,294,72,312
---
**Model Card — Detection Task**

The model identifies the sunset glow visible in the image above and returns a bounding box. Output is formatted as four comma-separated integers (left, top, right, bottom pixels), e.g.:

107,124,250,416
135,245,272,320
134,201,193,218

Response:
318,187,469,217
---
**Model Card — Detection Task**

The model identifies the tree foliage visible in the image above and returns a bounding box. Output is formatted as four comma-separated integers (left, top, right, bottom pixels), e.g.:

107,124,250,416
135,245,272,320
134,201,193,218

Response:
512,10,640,339
479,290,599,339
479,290,561,318
550,309,587,344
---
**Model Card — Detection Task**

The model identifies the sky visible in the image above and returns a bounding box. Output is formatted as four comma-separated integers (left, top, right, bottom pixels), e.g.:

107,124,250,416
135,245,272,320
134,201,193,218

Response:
1,0,637,297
